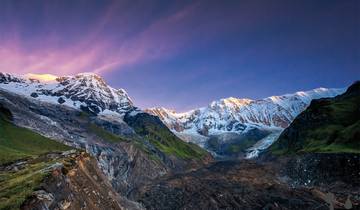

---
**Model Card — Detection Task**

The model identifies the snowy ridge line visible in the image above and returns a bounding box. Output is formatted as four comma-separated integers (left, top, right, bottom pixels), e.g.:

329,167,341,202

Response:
0,72,134,115
147,87,345,136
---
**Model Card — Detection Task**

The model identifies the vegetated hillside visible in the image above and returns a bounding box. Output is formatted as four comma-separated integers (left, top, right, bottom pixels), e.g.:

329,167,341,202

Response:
0,107,69,209
0,71,211,164
124,112,208,161
0,72,212,209
0,86,212,200
0,107,140,210
270,81,360,155
0,106,70,164
1,151,141,210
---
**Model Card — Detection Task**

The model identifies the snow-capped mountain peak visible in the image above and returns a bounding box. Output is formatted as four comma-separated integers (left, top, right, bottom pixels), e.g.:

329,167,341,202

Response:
210,97,253,109
148,87,345,132
0,72,133,115
146,87,345,158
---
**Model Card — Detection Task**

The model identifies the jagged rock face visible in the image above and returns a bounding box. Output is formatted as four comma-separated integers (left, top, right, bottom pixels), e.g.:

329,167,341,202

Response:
53,73,133,113
20,151,143,210
86,143,169,196
146,88,345,158
0,72,133,114
123,112,213,170
0,88,209,198
147,88,345,134
0,72,26,83
0,90,163,195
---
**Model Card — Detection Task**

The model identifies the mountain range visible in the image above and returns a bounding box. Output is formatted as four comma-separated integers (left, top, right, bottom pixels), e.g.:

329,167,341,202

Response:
0,72,211,209
0,72,133,115
147,87,344,158
0,72,345,159
136,81,359,210
0,72,358,210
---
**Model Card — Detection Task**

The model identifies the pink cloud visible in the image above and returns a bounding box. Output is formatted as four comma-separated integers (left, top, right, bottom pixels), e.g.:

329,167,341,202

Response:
0,38,107,75
0,2,200,76
94,2,201,74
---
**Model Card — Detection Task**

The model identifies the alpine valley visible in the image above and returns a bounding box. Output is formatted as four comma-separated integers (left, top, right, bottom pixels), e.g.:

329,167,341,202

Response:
0,72,359,210
146,87,344,158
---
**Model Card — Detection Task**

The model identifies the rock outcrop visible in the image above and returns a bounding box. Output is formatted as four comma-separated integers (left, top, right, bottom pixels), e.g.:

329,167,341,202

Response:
18,151,143,210
0,87,211,200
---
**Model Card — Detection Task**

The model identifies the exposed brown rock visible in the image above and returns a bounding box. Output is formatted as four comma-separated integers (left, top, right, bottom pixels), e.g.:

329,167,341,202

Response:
21,152,143,210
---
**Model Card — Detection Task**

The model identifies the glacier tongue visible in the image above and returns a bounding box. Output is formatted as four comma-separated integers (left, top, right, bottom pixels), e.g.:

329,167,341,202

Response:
245,130,282,159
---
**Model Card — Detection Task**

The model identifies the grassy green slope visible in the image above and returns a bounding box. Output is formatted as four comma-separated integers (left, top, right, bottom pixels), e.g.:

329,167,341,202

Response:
0,161,51,209
270,81,360,155
89,123,128,143
124,112,207,159
0,107,73,209
0,116,70,165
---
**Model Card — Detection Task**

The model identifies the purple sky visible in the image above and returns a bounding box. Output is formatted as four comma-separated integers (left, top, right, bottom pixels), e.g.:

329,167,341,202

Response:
0,0,359,111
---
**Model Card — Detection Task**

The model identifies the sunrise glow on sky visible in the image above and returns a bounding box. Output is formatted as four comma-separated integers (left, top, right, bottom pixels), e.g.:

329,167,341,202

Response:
0,0,359,110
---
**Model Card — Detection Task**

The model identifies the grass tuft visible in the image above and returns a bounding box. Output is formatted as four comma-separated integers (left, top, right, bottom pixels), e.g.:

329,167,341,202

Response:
0,117,70,165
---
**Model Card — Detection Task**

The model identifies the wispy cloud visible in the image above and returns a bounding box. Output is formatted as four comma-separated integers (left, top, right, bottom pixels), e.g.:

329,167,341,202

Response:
0,38,107,75
94,1,201,74
0,1,199,76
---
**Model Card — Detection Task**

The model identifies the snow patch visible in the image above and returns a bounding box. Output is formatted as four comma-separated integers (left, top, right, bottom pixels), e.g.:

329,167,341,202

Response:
245,130,282,159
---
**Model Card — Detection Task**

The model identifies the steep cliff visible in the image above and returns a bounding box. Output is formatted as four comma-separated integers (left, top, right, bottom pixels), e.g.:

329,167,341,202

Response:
0,80,211,201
